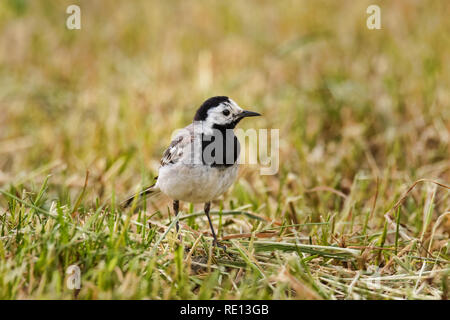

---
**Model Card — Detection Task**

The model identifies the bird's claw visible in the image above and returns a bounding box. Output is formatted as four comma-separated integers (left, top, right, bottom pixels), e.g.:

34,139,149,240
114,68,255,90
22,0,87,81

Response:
213,240,227,253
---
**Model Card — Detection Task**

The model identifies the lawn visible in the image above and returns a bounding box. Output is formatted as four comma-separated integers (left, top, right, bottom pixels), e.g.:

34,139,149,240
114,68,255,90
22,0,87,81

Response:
0,0,449,299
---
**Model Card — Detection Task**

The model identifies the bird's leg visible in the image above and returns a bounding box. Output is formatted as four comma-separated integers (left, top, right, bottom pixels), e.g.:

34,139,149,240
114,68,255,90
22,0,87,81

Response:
204,202,226,251
173,200,181,241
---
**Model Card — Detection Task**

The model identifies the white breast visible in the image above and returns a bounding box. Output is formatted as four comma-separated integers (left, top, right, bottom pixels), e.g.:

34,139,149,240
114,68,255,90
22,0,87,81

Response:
156,163,239,203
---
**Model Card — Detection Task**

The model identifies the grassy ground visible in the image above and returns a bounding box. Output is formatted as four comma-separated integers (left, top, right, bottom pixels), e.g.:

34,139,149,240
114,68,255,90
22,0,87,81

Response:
0,0,449,299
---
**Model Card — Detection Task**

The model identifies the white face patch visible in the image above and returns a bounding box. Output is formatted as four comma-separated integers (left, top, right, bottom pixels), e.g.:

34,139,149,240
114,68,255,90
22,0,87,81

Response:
204,99,243,127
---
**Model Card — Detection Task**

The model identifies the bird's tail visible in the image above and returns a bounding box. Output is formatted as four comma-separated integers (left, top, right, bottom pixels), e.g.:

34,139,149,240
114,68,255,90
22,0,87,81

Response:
121,183,160,208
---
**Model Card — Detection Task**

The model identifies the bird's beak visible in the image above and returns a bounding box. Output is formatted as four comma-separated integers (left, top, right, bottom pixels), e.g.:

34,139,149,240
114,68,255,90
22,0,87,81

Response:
237,110,261,119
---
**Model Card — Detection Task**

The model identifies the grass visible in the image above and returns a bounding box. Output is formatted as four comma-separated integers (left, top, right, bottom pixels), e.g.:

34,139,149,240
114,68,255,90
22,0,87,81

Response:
0,0,449,299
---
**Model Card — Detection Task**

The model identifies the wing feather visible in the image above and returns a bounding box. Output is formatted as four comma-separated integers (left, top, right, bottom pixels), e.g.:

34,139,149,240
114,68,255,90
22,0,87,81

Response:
160,124,195,166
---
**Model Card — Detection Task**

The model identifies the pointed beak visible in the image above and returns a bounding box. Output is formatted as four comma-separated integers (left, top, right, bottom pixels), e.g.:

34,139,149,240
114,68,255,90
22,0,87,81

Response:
237,110,261,119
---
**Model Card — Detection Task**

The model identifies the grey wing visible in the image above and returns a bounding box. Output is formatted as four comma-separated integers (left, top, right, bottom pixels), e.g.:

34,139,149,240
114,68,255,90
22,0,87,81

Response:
160,124,194,167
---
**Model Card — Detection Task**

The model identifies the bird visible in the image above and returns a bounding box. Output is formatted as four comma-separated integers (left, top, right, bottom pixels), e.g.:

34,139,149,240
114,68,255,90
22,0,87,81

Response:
121,96,261,250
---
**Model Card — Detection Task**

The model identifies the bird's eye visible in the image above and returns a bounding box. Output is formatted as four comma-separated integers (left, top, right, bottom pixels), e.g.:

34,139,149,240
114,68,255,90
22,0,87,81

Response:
222,109,230,116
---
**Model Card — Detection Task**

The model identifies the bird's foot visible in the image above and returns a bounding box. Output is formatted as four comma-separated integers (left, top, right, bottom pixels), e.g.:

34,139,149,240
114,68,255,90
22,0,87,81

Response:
212,240,227,253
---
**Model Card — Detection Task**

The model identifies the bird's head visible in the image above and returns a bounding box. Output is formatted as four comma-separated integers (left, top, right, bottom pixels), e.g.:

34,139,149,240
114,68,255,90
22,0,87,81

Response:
193,96,260,129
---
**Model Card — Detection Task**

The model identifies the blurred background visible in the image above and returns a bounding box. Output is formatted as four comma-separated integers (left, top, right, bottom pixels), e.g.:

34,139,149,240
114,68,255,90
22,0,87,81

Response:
1,0,449,192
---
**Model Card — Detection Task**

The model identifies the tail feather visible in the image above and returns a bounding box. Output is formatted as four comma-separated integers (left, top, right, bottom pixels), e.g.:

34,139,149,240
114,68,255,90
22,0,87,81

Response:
121,183,159,208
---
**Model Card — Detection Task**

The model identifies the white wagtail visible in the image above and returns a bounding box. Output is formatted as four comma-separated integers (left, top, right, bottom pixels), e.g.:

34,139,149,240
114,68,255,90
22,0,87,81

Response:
122,96,260,249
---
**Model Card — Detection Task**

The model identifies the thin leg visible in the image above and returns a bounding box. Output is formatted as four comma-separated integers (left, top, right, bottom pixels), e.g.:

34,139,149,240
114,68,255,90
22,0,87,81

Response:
173,200,181,240
204,202,226,251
